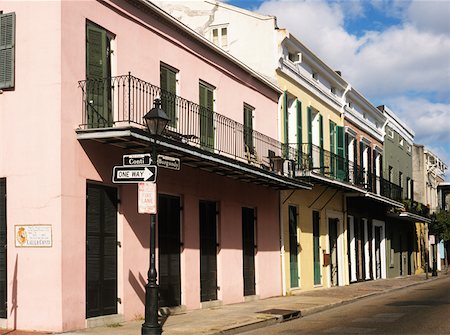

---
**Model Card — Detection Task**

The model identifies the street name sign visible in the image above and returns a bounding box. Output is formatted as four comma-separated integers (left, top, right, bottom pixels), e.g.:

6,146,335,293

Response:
112,165,157,183
123,153,152,166
157,154,181,170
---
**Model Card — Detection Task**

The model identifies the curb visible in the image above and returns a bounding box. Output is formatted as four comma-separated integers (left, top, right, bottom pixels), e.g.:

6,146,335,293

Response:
213,275,445,335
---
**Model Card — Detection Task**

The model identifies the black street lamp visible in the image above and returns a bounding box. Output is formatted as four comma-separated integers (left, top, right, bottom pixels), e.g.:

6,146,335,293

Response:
142,98,170,335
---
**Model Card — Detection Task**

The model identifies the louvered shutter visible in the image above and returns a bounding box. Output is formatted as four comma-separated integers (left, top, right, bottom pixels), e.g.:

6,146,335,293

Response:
160,66,177,127
283,92,289,158
0,12,15,89
319,114,324,173
244,105,254,153
296,100,303,164
336,126,345,180
359,142,364,184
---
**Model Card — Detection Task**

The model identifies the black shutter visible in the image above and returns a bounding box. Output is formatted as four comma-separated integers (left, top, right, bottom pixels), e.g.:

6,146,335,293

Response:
0,179,6,318
242,208,256,296
199,201,217,302
158,195,181,307
0,12,15,89
86,183,117,318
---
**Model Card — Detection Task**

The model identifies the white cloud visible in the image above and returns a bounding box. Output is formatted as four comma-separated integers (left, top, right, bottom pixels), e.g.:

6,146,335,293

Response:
256,0,450,173
406,0,450,36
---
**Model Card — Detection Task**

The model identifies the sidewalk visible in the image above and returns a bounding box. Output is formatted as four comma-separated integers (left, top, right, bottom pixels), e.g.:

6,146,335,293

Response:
11,273,448,335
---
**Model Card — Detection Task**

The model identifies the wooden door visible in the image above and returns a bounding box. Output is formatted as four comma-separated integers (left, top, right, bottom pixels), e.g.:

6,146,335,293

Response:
158,195,181,307
0,179,6,318
288,206,299,288
86,183,117,318
199,201,217,302
242,207,256,296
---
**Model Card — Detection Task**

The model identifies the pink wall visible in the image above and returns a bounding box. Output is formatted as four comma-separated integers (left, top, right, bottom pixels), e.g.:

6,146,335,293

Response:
0,0,281,331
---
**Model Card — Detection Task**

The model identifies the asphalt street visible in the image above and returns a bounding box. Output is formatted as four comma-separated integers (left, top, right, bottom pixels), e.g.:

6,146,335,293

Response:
242,275,450,335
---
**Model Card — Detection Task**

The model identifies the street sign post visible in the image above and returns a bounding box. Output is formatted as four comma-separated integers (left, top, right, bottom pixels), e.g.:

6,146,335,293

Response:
112,165,157,183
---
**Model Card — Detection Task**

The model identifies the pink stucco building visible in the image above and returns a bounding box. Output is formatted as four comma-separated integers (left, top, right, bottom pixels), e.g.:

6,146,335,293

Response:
0,0,310,332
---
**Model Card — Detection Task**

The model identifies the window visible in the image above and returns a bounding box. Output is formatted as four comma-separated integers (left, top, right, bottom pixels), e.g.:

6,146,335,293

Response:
160,63,178,128
388,166,393,182
399,137,404,147
312,71,318,80
0,12,16,89
406,177,411,199
243,104,254,154
210,26,228,48
406,144,411,153
399,172,403,191
288,52,301,63
387,128,394,139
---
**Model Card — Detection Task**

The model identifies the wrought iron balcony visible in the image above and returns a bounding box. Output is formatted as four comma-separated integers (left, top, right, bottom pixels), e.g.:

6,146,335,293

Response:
78,73,292,171
77,74,404,202
296,143,403,200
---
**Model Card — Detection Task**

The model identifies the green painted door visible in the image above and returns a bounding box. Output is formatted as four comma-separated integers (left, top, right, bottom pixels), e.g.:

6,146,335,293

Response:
199,83,214,150
288,206,299,288
86,24,112,128
313,211,321,285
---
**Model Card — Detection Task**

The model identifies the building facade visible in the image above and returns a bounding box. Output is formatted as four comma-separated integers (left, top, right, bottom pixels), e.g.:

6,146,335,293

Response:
0,0,314,331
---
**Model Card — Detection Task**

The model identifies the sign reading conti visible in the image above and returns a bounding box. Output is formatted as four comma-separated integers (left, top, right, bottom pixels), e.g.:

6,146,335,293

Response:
15,225,52,247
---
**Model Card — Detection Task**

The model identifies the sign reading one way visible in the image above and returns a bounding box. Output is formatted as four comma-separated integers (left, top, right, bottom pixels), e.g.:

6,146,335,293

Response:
112,165,157,183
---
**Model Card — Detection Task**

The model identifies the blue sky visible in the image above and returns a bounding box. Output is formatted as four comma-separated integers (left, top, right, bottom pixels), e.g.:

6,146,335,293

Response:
228,0,450,179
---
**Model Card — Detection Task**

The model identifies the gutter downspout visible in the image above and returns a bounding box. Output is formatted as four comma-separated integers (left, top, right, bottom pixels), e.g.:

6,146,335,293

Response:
279,190,287,296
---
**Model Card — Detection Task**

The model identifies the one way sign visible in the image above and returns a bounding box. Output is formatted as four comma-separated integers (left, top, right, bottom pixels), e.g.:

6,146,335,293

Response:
112,165,157,183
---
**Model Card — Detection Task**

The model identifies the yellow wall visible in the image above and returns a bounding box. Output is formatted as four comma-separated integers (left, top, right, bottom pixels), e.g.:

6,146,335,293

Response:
277,72,344,152
281,186,349,292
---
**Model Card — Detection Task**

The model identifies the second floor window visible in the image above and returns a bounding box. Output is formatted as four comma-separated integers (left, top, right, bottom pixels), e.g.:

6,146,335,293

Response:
160,63,178,128
243,104,254,154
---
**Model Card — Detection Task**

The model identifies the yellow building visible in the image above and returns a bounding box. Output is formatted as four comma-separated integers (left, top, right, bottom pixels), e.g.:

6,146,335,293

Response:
277,30,351,291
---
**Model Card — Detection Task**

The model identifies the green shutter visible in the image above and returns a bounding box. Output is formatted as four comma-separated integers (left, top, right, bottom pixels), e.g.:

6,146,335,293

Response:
283,92,289,158
336,126,345,180
86,24,107,80
86,24,111,127
307,106,312,156
319,114,324,173
199,83,214,150
0,12,15,89
329,121,336,177
244,105,254,153
160,65,177,127
296,100,303,165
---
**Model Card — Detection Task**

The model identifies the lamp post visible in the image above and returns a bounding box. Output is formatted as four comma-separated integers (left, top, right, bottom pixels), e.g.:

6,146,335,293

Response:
142,98,170,335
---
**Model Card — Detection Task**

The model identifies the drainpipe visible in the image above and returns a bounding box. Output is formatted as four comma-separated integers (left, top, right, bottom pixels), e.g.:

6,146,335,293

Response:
341,84,352,117
279,190,287,296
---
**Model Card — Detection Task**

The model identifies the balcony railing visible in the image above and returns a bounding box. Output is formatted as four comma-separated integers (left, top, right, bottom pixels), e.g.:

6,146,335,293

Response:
78,74,404,202
78,74,291,170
